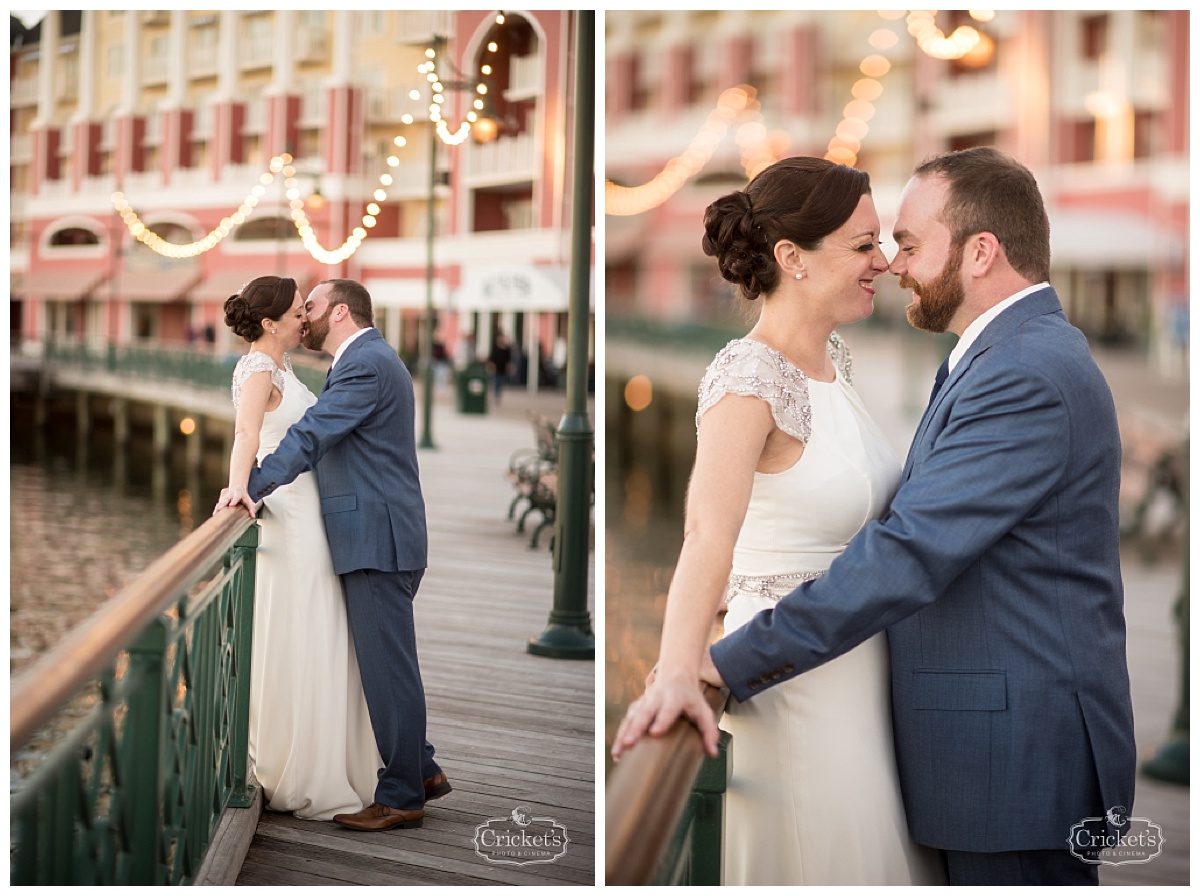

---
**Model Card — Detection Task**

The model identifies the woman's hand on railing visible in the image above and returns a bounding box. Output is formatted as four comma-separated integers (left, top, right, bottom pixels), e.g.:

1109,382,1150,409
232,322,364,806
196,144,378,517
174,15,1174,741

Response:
213,486,257,518
611,670,723,762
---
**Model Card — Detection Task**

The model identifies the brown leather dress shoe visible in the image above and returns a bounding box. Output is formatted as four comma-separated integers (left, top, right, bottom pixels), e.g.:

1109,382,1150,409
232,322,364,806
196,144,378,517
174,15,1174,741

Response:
423,772,452,801
333,803,424,832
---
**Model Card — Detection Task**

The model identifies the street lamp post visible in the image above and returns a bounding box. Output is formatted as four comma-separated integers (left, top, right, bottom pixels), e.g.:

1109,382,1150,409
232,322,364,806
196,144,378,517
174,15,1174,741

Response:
528,11,595,659
420,110,438,449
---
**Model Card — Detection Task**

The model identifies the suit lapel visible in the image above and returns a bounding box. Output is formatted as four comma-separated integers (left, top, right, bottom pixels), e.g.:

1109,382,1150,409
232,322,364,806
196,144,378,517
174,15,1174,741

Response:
322,329,379,394
901,287,1065,480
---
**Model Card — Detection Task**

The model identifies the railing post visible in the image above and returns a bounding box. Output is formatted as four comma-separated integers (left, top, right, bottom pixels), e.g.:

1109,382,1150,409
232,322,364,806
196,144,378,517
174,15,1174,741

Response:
227,523,259,807
688,730,731,884
124,618,169,884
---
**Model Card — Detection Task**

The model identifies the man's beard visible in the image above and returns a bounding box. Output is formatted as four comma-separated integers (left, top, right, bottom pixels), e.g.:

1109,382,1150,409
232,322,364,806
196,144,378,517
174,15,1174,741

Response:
902,244,966,334
302,310,331,351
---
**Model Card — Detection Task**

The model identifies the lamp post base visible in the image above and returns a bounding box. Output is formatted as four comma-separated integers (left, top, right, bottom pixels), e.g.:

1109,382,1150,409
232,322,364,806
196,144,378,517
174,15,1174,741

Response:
1141,736,1189,785
527,623,594,660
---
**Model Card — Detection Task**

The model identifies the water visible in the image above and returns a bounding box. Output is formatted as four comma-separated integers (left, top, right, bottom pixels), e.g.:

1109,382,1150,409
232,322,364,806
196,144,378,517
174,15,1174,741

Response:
603,455,686,767
9,396,230,677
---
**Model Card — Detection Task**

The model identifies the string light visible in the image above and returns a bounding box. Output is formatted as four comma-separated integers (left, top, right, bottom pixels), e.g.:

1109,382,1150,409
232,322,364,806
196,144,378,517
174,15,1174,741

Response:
605,86,758,216
110,153,293,258
423,35,497,146
906,10,988,60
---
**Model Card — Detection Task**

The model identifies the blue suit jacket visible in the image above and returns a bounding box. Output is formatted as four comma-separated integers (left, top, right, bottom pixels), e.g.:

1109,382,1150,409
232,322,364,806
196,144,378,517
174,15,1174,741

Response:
248,329,428,575
710,288,1135,852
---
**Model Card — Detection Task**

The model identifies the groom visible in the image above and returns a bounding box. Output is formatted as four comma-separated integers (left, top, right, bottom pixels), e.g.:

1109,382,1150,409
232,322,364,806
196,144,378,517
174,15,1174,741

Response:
617,148,1136,884
219,278,449,831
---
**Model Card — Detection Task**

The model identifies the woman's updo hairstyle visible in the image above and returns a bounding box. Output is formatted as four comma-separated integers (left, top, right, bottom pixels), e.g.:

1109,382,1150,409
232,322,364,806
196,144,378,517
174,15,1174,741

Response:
223,276,298,342
701,157,871,301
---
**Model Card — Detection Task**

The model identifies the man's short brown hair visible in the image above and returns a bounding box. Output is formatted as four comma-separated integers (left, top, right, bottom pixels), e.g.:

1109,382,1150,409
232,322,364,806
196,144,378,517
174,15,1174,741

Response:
320,279,375,328
914,146,1051,282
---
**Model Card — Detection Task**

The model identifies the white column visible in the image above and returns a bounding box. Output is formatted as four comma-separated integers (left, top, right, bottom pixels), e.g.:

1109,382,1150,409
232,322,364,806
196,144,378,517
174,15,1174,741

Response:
269,10,297,94
120,11,141,115
73,10,98,122
33,11,59,127
329,11,354,86
526,311,539,393
165,10,188,108
216,10,238,101
387,306,402,353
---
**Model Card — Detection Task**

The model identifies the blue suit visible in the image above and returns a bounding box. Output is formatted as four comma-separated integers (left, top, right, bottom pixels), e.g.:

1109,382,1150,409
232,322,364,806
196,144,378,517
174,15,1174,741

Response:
249,328,441,810
710,289,1135,871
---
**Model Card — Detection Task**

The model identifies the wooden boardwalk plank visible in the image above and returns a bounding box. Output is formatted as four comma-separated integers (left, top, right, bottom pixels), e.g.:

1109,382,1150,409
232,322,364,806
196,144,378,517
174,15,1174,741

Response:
232,399,596,885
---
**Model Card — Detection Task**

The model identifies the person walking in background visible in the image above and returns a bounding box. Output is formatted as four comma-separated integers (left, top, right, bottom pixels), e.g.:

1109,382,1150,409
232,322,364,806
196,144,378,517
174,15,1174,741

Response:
615,147,1136,885
487,331,513,403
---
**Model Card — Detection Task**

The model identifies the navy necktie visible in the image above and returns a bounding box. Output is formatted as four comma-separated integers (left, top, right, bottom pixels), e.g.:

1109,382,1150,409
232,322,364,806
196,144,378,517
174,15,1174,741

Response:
927,358,950,406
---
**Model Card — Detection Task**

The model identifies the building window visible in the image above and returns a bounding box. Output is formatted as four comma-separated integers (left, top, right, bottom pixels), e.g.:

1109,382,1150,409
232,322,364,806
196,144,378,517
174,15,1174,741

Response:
948,131,999,152
233,217,294,241
1136,10,1164,52
1081,14,1108,61
1070,119,1096,164
1133,110,1159,159
49,227,101,246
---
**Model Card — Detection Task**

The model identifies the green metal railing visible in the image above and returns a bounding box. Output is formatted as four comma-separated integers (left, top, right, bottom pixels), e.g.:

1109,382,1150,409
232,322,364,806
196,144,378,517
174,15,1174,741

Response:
606,685,729,885
43,340,328,396
652,732,731,884
10,509,259,886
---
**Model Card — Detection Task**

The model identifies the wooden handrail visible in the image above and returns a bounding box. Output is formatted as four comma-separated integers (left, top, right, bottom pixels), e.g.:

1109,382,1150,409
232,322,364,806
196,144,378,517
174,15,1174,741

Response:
10,507,255,750
605,684,728,885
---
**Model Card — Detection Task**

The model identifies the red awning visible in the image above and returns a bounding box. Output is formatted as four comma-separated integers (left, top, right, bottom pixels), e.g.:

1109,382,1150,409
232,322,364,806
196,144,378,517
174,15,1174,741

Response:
117,267,203,302
21,269,108,301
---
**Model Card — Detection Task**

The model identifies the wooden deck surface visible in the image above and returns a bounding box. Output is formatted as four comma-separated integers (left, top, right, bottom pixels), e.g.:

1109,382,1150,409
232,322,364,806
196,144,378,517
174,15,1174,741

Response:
231,394,596,886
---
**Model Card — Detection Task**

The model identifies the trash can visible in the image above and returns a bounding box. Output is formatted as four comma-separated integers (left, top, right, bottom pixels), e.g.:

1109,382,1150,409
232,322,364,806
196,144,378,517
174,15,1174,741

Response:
457,362,489,414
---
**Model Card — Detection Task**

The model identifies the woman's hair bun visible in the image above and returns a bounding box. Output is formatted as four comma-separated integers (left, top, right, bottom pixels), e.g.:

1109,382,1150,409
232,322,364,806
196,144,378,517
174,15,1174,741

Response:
224,291,261,342
222,276,298,343
701,190,774,301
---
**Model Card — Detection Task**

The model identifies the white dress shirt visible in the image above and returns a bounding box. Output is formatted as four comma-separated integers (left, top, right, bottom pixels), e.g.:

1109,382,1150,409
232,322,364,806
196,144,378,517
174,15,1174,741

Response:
330,327,373,370
948,282,1049,373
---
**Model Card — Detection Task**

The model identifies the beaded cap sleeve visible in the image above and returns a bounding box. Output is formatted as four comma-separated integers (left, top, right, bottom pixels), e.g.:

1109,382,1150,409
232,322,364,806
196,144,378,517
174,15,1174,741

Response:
232,351,292,409
695,333,855,442
696,339,813,442
827,330,853,384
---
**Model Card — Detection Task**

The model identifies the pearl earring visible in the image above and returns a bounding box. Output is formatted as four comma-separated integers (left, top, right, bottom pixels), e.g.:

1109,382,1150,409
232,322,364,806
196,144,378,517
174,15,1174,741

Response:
795,273,804,280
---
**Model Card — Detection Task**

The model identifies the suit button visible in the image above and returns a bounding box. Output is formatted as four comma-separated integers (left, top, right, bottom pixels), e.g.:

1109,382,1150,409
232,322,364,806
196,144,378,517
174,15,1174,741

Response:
783,664,795,674
748,678,761,690
772,670,783,680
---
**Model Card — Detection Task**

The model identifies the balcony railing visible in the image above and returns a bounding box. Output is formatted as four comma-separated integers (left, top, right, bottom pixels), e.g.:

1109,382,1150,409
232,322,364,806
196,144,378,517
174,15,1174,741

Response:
241,39,273,71
466,133,537,184
12,134,34,163
12,76,39,106
43,341,328,397
395,11,454,44
507,55,541,99
243,101,266,135
142,56,169,86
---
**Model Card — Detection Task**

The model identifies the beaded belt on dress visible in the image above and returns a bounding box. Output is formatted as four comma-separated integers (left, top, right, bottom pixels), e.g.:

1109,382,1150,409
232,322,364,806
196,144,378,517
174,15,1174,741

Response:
725,570,826,604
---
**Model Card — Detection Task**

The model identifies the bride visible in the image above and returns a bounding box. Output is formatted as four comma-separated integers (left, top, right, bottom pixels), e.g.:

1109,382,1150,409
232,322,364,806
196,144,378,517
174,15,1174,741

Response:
612,158,945,885
218,275,381,819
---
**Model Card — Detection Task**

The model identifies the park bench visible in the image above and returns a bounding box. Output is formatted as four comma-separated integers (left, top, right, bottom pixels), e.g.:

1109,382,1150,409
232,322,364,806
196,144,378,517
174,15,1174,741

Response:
505,411,559,548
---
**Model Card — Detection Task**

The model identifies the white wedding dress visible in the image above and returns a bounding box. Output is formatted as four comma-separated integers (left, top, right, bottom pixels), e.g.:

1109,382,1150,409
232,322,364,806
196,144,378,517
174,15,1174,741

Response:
698,337,946,886
232,351,382,820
